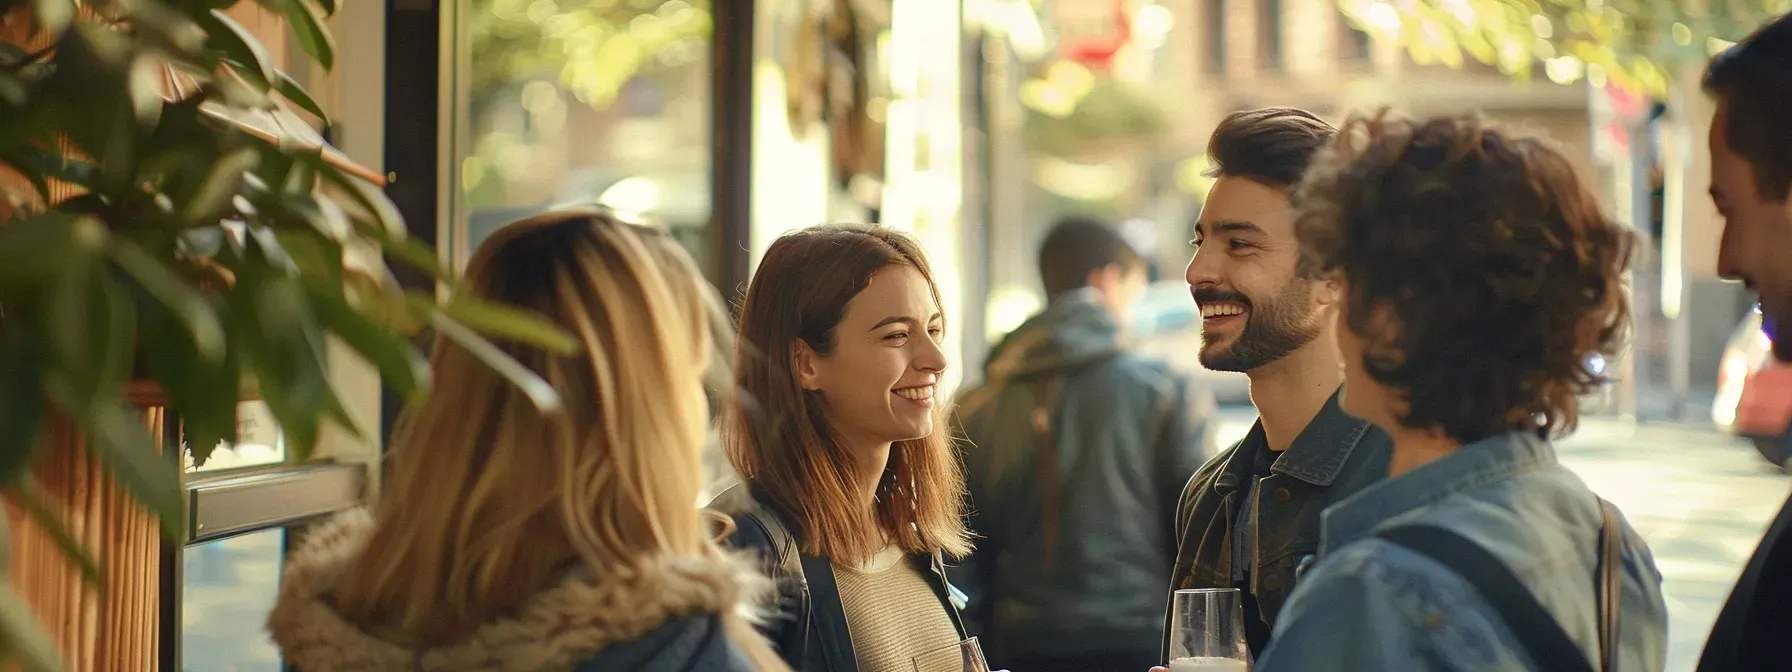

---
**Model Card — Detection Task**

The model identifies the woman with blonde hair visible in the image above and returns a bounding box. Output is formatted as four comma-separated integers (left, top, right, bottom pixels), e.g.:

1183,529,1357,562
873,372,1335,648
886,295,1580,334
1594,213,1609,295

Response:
267,211,790,671
710,225,976,672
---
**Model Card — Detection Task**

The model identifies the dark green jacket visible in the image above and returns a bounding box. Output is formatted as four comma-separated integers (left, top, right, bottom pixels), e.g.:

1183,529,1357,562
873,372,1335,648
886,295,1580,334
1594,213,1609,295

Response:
951,293,1218,661
1164,389,1393,657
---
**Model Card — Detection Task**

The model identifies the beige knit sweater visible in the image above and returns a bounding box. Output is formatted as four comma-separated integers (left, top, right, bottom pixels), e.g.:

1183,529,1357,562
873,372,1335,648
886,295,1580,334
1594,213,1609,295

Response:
833,546,963,672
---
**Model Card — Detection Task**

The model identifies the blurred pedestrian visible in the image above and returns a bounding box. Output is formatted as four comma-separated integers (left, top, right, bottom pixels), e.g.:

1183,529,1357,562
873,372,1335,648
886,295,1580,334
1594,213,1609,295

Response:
1254,112,1667,671
1696,12,1792,672
266,211,789,671
711,225,978,672
1164,107,1395,659
951,216,1218,672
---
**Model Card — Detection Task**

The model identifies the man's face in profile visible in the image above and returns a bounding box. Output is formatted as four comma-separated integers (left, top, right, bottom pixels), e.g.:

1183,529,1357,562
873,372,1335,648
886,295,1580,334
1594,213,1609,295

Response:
1710,102,1792,361
1185,177,1326,372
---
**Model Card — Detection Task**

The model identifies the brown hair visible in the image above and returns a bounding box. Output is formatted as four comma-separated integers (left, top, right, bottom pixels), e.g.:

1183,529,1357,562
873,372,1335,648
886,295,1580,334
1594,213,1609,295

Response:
1294,112,1634,443
1704,12,1792,201
725,224,971,563
1205,107,1340,188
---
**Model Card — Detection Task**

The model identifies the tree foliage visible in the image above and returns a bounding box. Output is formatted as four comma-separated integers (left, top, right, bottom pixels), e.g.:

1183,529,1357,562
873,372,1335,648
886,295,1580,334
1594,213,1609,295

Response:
469,0,710,107
1339,0,1791,95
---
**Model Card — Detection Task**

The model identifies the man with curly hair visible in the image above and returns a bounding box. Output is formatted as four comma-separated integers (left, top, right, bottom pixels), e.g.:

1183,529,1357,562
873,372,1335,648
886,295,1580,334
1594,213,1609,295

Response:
1252,112,1668,672
1697,12,1792,672
1161,107,1395,659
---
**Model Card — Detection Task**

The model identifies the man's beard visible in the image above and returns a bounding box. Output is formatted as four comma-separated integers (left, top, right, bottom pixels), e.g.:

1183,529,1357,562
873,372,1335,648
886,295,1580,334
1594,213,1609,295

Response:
1197,279,1324,373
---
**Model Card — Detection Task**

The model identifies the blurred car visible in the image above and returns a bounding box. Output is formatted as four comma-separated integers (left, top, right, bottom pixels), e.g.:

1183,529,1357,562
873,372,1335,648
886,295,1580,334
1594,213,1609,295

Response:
1131,280,1252,405
1714,305,1787,435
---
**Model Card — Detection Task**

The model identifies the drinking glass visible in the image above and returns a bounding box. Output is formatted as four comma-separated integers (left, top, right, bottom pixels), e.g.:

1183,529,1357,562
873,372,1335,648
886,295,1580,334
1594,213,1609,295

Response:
1167,588,1251,672
958,636,990,672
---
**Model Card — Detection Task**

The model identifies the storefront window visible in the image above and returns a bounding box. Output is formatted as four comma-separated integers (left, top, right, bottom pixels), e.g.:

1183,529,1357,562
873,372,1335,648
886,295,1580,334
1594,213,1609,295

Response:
448,0,714,273
180,528,286,671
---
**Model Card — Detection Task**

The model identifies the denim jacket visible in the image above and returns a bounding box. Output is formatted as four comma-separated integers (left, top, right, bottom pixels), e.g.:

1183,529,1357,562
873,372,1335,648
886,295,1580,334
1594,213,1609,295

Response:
1257,431,1667,672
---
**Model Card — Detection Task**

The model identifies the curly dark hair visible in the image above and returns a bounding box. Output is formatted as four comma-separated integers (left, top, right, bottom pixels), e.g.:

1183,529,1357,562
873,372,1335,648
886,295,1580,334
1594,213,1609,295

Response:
1293,111,1634,443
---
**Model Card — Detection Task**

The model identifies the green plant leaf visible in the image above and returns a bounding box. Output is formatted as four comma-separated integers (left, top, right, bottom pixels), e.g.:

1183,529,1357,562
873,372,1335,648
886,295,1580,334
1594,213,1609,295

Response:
274,225,344,288
229,256,330,460
281,150,319,196
428,309,564,412
0,71,27,107
207,71,275,110
137,289,238,469
127,0,209,57
260,0,336,70
312,0,337,18
438,294,580,356
128,57,168,128
368,227,448,280
54,25,137,187
0,144,102,196
108,238,225,361
275,70,326,120
309,286,430,401
12,478,103,588
44,261,136,415
0,213,107,286
204,9,276,91
0,43,28,65
0,582,63,672
0,347,46,486
29,0,72,35
316,163,405,236
79,402,183,540
181,147,259,224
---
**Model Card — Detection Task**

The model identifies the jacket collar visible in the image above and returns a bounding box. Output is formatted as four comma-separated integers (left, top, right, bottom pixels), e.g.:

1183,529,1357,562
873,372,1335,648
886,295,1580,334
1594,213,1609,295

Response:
1320,430,1556,554
1218,387,1373,491
266,509,770,671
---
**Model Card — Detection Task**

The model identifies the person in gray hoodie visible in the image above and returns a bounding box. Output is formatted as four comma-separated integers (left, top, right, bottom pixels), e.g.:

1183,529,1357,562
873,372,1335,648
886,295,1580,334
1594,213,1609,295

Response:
951,216,1218,672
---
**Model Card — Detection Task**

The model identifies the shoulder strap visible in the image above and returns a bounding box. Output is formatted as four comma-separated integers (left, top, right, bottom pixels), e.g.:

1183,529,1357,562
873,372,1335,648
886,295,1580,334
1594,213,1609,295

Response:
1597,498,1623,672
1376,525,1597,672
1030,375,1064,571
707,484,809,661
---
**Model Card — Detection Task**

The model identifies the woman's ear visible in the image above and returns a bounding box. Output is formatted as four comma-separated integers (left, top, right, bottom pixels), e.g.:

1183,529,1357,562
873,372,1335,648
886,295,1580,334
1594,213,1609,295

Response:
791,340,824,391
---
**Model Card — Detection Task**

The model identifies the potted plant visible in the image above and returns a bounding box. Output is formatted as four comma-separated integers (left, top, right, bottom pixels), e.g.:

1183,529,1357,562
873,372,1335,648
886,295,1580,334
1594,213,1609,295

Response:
0,0,575,667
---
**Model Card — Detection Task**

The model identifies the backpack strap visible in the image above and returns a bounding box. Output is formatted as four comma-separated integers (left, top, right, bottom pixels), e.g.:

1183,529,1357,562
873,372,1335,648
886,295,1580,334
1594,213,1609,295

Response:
1596,498,1623,672
708,483,810,663
1375,521,1603,672
1029,374,1065,571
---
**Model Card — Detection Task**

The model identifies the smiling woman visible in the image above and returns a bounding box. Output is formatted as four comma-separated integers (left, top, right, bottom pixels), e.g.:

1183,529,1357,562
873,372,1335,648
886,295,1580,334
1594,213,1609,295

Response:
712,224,975,672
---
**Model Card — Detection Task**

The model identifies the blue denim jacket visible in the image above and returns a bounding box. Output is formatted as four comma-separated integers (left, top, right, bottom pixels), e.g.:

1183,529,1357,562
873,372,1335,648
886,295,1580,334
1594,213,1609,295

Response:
1257,431,1667,672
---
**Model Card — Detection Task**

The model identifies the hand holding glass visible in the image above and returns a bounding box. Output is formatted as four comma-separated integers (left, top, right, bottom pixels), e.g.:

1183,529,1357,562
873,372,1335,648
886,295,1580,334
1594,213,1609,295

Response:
1167,588,1250,672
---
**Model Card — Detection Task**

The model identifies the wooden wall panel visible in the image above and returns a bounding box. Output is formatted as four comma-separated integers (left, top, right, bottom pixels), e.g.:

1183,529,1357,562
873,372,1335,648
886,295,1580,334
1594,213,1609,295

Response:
5,407,165,672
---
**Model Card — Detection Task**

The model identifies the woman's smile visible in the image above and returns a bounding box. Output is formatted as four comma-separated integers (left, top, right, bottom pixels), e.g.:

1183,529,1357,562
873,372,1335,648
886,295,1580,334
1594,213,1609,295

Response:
893,383,936,407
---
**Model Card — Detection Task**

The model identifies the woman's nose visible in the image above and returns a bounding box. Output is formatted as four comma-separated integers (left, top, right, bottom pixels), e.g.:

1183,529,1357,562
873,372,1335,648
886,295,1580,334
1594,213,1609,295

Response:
915,336,948,373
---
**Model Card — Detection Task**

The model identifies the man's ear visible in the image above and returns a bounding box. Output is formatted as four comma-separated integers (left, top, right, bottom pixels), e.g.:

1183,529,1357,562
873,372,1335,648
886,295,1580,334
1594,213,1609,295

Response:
1086,264,1123,294
1312,271,1344,310
791,340,824,391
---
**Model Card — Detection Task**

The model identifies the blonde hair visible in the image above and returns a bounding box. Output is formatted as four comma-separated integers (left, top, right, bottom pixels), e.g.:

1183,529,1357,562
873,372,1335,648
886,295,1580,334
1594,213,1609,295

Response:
328,211,786,669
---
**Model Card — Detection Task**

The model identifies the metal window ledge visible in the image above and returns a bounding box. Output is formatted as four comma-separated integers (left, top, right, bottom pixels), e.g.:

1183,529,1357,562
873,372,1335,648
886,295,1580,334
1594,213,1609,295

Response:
184,461,366,545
